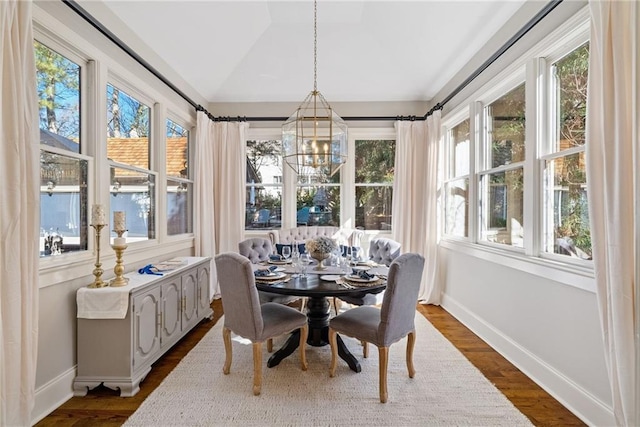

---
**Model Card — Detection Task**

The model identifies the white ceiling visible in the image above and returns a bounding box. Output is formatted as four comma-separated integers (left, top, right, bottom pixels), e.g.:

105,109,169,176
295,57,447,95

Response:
100,0,528,104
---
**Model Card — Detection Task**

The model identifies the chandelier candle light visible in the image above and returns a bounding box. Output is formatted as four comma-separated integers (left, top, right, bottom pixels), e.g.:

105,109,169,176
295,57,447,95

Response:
282,0,347,178
88,204,107,288
110,211,129,287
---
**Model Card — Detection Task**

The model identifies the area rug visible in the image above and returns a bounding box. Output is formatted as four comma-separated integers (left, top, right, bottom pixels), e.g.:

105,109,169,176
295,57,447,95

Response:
125,313,533,426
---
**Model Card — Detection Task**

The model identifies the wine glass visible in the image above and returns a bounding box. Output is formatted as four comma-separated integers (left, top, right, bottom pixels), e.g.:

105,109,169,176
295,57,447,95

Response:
299,253,311,278
281,245,291,262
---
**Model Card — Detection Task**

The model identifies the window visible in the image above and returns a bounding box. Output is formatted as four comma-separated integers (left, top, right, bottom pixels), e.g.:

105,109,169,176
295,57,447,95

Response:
542,43,591,260
479,83,525,247
297,171,341,227
354,139,395,230
107,83,155,242
245,140,283,230
36,40,89,257
166,119,192,235
444,119,470,237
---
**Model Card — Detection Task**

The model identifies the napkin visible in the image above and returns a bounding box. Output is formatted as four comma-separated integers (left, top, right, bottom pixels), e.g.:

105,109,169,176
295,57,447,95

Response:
269,254,284,262
255,265,278,277
138,264,163,275
352,269,375,280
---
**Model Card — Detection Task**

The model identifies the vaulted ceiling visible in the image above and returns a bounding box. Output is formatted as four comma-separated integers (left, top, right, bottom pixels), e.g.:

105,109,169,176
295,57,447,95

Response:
98,0,528,104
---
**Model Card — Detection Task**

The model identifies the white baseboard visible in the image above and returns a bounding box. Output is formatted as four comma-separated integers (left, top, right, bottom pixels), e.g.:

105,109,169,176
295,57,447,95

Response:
440,295,615,427
31,366,76,426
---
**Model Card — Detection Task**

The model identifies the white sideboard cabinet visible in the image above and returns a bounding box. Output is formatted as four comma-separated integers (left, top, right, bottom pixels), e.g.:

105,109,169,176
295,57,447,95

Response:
73,257,212,397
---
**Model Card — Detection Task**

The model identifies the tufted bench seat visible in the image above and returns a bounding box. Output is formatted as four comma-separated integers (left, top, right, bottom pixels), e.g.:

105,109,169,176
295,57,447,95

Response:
268,226,363,248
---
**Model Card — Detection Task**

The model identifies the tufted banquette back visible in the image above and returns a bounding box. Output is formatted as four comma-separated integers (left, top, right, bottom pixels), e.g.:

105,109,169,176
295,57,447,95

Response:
238,237,274,263
268,226,363,248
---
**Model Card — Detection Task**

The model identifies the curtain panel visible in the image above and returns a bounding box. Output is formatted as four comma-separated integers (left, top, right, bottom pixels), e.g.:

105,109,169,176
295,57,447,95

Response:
392,113,441,303
586,1,638,425
0,1,40,425
194,115,248,297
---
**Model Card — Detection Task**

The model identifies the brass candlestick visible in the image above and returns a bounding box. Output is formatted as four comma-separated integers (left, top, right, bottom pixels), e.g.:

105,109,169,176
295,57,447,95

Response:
110,229,129,287
88,223,107,288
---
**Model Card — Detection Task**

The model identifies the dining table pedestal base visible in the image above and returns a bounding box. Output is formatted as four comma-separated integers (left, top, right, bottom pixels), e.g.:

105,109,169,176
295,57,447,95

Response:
267,296,361,373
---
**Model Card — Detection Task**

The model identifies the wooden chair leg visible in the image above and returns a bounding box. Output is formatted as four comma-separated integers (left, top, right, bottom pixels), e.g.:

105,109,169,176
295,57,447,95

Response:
406,330,416,378
378,346,389,403
362,341,369,358
328,328,338,377
222,326,232,375
252,342,262,396
267,338,273,353
299,324,308,371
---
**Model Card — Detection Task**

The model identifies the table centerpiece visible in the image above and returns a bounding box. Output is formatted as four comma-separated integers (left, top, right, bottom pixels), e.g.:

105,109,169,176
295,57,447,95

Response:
306,236,338,271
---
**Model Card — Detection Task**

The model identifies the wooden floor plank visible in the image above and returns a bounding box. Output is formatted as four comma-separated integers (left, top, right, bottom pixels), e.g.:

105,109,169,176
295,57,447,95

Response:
37,300,585,426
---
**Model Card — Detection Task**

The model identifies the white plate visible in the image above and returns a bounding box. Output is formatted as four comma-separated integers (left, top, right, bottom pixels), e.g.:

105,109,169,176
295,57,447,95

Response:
351,265,371,272
255,272,287,281
268,259,292,265
346,274,379,283
320,275,341,282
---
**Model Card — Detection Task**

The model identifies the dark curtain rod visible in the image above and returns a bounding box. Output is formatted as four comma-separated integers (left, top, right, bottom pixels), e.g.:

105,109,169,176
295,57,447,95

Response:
64,0,562,123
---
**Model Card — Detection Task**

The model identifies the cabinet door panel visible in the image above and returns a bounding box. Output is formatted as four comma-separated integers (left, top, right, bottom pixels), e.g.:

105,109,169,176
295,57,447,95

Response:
197,264,211,316
133,288,161,368
181,269,198,331
161,279,181,344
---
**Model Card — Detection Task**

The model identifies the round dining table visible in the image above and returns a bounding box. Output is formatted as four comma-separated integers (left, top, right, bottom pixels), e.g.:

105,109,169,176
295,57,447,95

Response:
255,264,387,373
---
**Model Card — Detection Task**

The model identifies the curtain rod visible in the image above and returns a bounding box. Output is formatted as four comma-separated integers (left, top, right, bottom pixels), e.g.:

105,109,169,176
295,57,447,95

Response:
63,0,562,123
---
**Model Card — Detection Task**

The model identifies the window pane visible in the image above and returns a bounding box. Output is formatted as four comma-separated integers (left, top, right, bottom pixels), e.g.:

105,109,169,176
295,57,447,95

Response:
246,140,283,230
107,84,150,169
355,140,395,183
486,84,526,168
166,119,189,178
35,41,81,153
480,168,524,247
450,120,470,177
40,151,88,256
544,153,591,259
445,178,468,237
552,43,589,151
167,179,192,235
296,186,340,226
355,186,392,230
110,166,155,241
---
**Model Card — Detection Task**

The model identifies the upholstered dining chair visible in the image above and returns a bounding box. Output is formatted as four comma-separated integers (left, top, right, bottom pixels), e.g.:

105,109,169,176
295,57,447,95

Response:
338,237,402,307
215,252,308,396
328,253,425,403
238,237,301,305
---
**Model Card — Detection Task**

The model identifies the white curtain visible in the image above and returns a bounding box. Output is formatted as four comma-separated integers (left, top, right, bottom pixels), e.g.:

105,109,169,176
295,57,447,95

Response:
586,1,637,425
392,112,441,303
0,1,40,425
194,114,248,297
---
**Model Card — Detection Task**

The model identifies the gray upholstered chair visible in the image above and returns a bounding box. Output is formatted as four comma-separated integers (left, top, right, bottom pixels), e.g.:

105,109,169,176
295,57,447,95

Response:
328,253,425,403
238,237,300,308
338,237,402,307
215,252,308,396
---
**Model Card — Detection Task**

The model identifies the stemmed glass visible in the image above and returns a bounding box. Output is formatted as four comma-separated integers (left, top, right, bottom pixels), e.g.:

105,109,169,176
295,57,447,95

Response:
281,245,291,263
299,253,311,278
290,244,300,277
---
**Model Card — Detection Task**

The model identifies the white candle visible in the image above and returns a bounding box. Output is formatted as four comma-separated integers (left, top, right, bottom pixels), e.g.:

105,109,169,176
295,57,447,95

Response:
91,204,106,225
113,237,126,246
114,211,126,232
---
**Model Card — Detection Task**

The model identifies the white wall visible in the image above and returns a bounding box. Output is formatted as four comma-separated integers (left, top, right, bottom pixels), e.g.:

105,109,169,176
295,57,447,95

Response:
435,0,616,425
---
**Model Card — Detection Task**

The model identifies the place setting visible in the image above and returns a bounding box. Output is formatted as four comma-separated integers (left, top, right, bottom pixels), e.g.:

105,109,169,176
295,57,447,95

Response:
253,265,290,284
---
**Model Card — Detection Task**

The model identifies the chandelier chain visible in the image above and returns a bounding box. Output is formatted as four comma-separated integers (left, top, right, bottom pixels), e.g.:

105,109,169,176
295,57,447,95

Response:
313,0,317,93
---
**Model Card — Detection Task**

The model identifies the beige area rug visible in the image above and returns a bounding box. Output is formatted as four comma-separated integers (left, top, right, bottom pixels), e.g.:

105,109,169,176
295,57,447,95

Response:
125,312,533,426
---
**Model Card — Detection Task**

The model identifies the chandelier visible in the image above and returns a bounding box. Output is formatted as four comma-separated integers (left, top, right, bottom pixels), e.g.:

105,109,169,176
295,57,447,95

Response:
282,0,347,178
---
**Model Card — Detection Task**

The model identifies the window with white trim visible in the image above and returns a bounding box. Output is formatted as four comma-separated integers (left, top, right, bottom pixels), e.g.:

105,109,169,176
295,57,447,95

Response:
479,83,526,248
107,83,155,242
36,40,89,258
354,139,395,231
166,118,192,235
444,118,470,237
541,42,591,260
245,139,283,230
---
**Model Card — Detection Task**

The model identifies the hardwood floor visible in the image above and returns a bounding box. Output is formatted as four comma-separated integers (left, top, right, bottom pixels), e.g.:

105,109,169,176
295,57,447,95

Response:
37,299,585,427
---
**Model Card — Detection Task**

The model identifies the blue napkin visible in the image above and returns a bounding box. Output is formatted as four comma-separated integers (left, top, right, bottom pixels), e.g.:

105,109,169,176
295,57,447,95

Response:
269,254,284,262
352,268,374,280
255,265,278,277
139,264,163,275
